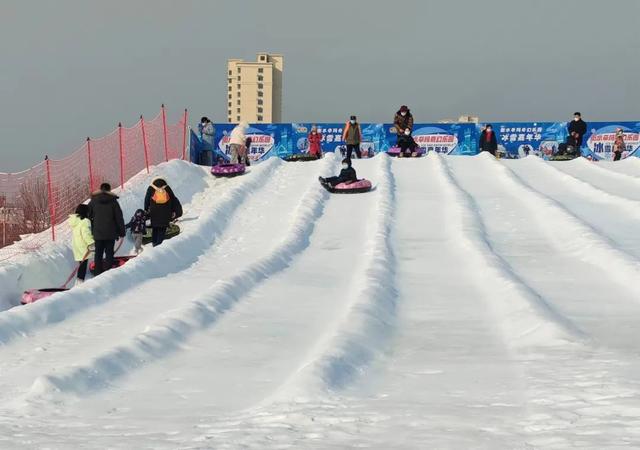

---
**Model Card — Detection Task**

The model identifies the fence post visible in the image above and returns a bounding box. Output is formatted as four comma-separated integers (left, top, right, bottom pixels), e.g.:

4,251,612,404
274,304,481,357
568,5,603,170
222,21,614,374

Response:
161,104,169,162
118,122,125,189
86,137,94,192
45,155,56,242
140,115,150,173
182,108,188,160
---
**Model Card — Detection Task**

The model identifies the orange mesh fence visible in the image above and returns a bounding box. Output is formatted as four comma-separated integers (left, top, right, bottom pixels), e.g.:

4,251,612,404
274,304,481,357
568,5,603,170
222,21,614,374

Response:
0,105,188,258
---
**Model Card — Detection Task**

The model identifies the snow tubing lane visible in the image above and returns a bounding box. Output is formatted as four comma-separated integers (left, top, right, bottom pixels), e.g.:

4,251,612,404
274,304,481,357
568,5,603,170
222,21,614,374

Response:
141,223,181,245
386,146,426,158
211,163,246,177
284,153,322,162
321,179,372,194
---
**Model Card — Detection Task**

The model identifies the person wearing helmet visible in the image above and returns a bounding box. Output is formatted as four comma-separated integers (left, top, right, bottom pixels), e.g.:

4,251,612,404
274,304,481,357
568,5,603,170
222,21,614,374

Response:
319,158,358,187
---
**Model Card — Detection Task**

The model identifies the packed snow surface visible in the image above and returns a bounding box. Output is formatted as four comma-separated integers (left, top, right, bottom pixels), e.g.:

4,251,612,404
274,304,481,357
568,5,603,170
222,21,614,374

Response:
1,153,640,449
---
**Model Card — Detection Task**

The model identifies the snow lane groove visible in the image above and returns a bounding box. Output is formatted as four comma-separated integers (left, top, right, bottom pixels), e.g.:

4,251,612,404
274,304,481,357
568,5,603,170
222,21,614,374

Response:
273,154,398,395
0,159,282,345
487,156,640,301
435,154,584,346
23,156,339,401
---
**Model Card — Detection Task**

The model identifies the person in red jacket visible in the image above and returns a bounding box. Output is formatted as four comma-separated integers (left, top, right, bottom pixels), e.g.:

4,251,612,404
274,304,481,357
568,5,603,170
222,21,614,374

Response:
307,125,323,159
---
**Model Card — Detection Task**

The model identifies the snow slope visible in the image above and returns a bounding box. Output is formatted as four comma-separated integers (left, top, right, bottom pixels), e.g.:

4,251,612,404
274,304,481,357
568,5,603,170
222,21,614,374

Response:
1,153,640,449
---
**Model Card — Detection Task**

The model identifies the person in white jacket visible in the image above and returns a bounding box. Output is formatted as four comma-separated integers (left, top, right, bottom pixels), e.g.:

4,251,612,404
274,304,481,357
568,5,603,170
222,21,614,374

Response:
229,121,248,164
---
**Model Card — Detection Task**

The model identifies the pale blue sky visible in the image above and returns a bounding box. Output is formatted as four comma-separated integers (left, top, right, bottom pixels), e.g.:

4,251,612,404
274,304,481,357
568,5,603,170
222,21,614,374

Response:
1,0,638,171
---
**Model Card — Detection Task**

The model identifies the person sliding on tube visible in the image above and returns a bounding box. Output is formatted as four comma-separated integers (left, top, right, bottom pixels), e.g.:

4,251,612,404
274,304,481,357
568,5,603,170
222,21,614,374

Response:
319,158,357,188
396,128,418,157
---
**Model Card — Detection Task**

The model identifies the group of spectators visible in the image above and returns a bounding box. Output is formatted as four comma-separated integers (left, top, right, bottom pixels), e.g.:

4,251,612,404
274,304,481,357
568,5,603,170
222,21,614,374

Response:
69,178,182,285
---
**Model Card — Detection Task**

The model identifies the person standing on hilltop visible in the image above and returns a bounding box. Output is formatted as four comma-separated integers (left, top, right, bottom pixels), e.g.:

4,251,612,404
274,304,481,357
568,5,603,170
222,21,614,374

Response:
393,105,414,137
479,124,498,156
342,115,362,160
567,112,587,154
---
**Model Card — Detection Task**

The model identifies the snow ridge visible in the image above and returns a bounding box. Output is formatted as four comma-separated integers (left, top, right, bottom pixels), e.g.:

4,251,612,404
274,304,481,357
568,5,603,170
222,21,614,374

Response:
488,156,640,301
25,155,339,400
533,157,640,219
434,153,584,347
0,159,282,345
280,154,397,395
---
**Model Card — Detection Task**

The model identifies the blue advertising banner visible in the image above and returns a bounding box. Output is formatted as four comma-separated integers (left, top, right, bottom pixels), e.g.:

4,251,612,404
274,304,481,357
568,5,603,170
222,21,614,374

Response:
486,121,640,160
189,121,640,165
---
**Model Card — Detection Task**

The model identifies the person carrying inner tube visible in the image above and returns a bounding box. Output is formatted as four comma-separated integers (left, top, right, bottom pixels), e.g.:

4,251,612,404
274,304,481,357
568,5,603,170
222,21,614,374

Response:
396,128,418,157
319,158,358,188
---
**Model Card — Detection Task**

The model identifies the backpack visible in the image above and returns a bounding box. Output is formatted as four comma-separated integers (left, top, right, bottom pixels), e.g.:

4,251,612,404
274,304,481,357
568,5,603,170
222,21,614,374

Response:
152,186,170,204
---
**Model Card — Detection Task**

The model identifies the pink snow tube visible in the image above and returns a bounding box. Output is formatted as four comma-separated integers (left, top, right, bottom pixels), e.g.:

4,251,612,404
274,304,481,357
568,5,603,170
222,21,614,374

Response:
387,146,426,157
330,179,372,194
211,163,246,177
21,288,68,305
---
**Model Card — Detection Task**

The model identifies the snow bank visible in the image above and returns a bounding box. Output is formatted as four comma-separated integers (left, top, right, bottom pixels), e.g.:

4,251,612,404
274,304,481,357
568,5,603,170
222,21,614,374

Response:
0,159,281,344
0,160,209,311
434,153,584,347
24,155,339,400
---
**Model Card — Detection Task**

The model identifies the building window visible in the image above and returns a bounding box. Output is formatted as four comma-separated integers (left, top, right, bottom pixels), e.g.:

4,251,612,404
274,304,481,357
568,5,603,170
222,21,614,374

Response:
237,76,241,81
237,100,241,105
258,75,263,81
260,55,266,61
258,107,263,113
258,68,263,73
237,116,240,121
237,108,241,113
237,91,241,97
228,102,232,107
257,99,263,105
237,84,240,89
228,94,232,99
237,67,241,73
257,115,263,121
228,110,232,116
228,86,232,91
258,83,264,89
228,70,232,75
257,91,263,97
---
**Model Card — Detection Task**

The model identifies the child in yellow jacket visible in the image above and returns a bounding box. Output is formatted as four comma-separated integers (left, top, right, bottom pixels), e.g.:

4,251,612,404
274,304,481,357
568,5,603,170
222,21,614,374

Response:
69,204,95,285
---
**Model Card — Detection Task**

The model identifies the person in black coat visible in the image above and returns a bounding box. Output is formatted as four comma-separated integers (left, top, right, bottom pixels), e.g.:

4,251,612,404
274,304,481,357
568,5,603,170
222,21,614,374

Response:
479,124,498,155
396,129,418,157
319,158,358,187
144,177,183,247
567,112,587,150
87,182,126,275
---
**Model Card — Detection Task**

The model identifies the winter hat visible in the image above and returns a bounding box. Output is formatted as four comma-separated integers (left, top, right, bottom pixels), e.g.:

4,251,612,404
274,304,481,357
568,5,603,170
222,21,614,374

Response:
201,116,210,123
100,182,111,192
574,112,581,117
341,157,352,166
399,105,409,112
